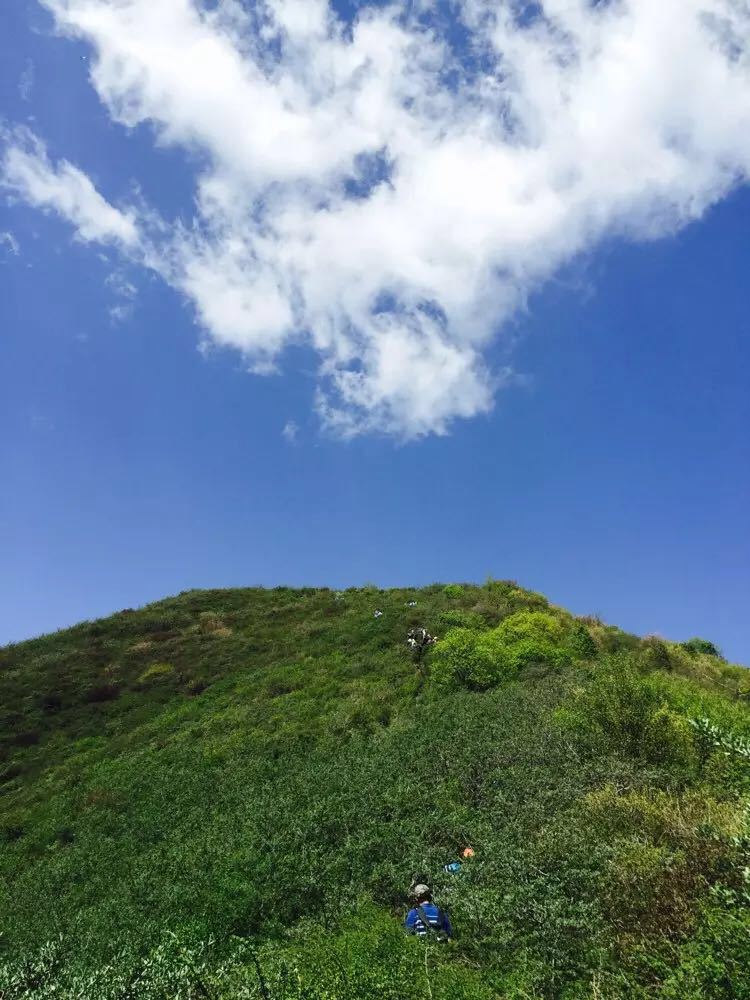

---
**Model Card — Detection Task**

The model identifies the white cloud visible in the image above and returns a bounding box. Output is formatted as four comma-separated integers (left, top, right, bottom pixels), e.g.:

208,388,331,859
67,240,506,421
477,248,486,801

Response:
106,271,137,299
282,419,299,444
19,59,35,102
105,269,138,323
1,129,139,247
108,302,132,324
0,231,20,257
8,0,750,437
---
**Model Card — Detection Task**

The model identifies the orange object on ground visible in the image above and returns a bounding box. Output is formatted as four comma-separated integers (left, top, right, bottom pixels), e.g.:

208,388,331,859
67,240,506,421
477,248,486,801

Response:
461,847,475,859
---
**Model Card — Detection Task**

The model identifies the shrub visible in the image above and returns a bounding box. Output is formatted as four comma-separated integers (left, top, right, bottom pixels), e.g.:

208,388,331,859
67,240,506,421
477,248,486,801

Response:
604,839,675,930
642,706,698,770
682,638,723,659
0,764,23,785
12,730,40,748
39,693,63,713
491,610,573,672
442,584,464,599
561,659,663,758
640,636,673,671
563,660,702,773
437,609,485,631
690,717,750,790
482,579,549,616
139,613,185,634
568,622,598,660
515,588,549,610
137,662,175,687
198,612,227,635
0,817,24,842
737,675,750,702
660,903,750,1000
84,683,119,703
584,785,741,845
129,639,154,653
597,627,642,655
430,627,506,690
583,785,744,948
431,611,575,691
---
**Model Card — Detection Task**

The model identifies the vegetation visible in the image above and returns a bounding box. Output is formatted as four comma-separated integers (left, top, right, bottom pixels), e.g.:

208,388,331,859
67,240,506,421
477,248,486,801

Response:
681,637,724,659
0,581,748,998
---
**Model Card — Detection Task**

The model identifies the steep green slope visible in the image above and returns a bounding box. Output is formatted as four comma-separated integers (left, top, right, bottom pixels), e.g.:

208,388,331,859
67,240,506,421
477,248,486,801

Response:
1,582,748,999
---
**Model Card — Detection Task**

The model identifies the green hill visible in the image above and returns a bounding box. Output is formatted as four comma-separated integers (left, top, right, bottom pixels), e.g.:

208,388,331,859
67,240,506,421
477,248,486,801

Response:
1,582,749,999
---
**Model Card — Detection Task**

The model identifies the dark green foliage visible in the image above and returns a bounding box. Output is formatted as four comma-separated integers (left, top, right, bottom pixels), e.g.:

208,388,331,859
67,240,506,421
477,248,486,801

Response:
39,693,63,714
659,902,750,1000
84,683,120,703
597,625,642,655
640,635,673,671
437,608,485,631
0,584,747,999
569,621,598,660
557,657,706,772
682,637,723,659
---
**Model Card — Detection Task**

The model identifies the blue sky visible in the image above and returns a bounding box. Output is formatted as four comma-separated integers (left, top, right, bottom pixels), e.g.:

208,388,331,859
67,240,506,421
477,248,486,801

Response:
1,0,749,661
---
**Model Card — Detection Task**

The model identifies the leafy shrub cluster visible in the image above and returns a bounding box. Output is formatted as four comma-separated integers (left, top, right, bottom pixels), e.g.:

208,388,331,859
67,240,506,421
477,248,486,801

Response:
431,610,595,690
137,662,175,687
437,608,485,631
681,637,723,659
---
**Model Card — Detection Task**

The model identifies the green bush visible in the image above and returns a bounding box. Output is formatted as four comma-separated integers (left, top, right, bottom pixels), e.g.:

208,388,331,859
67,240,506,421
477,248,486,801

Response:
84,683,120,703
137,662,175,687
437,609,485,631
642,706,698,770
39,693,63,713
442,584,465,599
432,611,574,691
491,610,574,672
597,627,642,655
481,579,549,617
561,659,706,774
681,638,723,659
560,658,665,759
640,635,673,671
660,903,750,1000
431,627,505,690
569,622,598,660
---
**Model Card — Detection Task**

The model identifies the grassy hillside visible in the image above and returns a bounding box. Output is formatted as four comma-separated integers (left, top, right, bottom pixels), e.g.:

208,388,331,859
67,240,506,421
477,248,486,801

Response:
1,582,749,999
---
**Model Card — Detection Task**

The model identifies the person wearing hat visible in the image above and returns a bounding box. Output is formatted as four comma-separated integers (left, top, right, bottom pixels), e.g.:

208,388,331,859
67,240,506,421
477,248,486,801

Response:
404,884,452,940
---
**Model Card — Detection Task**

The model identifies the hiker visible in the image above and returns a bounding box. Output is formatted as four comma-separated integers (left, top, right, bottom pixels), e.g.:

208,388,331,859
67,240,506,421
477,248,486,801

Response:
404,884,452,940
406,627,437,654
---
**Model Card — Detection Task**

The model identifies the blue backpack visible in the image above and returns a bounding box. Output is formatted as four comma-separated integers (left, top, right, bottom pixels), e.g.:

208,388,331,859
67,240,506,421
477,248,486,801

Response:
414,904,449,943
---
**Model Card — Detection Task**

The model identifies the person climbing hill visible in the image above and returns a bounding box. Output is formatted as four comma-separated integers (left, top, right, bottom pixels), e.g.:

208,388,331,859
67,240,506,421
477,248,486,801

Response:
406,627,437,662
404,884,452,941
